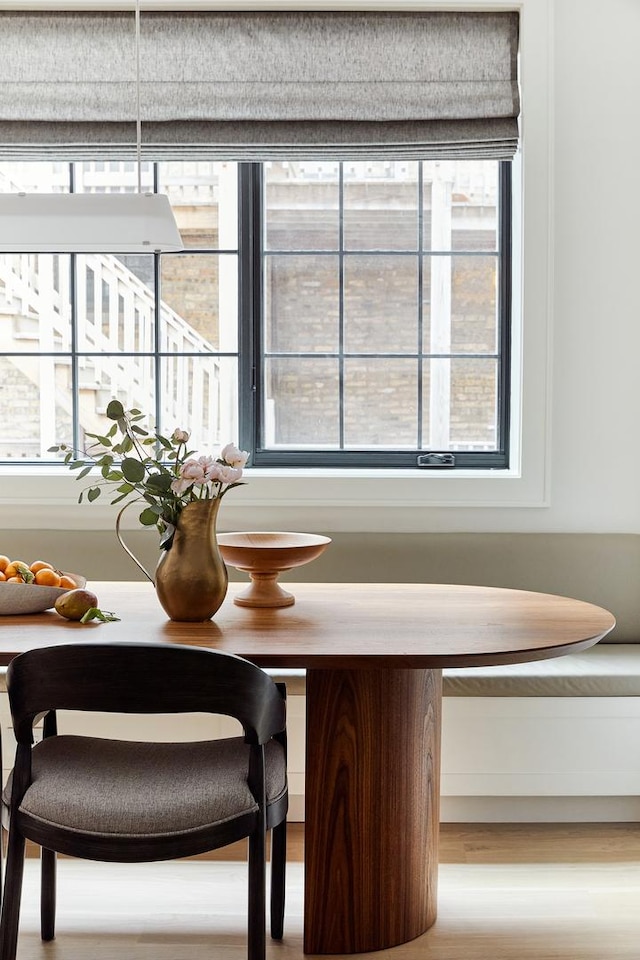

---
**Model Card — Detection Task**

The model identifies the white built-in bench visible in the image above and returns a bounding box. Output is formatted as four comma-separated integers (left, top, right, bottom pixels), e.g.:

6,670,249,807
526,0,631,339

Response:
270,645,640,822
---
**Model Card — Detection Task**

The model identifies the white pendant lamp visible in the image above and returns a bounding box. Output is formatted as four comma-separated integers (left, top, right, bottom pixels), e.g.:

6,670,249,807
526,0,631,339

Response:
0,2,183,254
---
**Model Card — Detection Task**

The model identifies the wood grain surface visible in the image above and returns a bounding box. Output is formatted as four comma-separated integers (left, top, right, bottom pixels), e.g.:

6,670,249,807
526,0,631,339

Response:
304,668,441,954
0,581,616,668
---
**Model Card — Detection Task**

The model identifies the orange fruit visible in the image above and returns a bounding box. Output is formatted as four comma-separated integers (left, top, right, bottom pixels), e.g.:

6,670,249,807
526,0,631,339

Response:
0,555,10,572
4,561,29,580
34,568,62,587
29,560,55,574
0,571,6,581
6,576,23,583
58,575,77,590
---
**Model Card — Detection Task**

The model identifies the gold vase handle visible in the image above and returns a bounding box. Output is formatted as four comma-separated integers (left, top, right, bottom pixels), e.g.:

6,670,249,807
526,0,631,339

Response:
115,502,155,585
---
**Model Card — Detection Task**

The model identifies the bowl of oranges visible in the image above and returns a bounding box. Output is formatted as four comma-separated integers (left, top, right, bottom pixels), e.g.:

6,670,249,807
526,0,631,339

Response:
0,557,86,615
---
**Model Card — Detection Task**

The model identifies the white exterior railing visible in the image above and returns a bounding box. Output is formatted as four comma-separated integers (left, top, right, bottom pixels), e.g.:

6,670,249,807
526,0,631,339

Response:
0,250,221,456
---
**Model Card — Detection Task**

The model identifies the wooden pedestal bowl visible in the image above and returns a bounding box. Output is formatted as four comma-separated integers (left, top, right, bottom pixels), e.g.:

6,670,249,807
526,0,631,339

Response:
217,532,331,608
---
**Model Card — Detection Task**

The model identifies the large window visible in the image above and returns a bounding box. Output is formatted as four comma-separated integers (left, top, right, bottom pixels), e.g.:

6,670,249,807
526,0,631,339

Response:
0,158,511,470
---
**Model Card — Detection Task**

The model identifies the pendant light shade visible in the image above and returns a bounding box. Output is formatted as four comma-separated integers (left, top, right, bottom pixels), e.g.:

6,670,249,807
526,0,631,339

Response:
0,1,183,255
0,192,183,253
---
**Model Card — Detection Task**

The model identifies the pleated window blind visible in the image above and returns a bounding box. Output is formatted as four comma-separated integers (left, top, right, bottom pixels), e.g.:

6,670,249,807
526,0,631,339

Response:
0,10,520,161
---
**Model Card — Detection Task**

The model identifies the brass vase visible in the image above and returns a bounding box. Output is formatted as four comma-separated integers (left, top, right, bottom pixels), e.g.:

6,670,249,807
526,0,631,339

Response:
154,499,228,622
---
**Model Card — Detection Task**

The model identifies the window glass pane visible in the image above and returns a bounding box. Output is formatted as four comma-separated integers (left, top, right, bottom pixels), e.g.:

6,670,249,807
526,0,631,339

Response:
74,161,153,195
0,254,71,350
344,161,418,251
344,255,418,354
159,161,238,250
421,358,498,450
451,255,497,354
0,161,68,195
423,160,498,252
77,354,157,441
265,255,339,353
158,355,238,451
344,359,418,447
76,254,155,353
0,358,70,460
161,253,238,353
450,358,498,448
265,162,339,251
263,358,339,445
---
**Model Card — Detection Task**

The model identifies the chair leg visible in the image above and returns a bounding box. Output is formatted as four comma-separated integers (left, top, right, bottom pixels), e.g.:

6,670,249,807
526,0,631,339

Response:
247,826,266,960
40,847,56,941
269,819,286,940
0,826,26,960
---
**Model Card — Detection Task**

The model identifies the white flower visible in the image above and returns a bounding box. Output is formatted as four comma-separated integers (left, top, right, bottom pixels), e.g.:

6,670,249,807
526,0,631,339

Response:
197,456,224,483
218,464,243,484
220,443,249,468
171,428,190,444
170,458,207,493
170,476,193,495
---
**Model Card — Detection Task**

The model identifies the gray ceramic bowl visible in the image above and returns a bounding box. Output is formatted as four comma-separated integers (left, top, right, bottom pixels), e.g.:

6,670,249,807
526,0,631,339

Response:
0,573,87,616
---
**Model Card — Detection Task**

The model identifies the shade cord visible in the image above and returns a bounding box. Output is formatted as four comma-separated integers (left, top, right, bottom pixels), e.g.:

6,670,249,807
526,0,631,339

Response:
135,0,142,194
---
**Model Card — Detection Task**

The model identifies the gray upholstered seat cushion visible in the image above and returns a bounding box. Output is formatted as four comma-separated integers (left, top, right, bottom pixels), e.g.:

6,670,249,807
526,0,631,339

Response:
3,735,286,838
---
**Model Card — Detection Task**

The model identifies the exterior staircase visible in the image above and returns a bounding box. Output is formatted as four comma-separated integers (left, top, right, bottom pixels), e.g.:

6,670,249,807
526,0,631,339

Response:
0,250,220,460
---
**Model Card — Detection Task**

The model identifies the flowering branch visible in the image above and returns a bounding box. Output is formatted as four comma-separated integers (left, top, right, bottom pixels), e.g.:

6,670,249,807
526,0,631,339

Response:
49,399,249,548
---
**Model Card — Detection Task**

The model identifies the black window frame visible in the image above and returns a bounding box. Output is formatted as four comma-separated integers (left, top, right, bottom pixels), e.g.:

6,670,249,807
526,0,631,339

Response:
239,161,512,471
0,158,512,470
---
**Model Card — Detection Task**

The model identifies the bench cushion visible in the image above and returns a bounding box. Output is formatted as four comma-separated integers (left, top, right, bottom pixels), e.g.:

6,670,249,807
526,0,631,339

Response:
271,645,640,698
442,643,640,697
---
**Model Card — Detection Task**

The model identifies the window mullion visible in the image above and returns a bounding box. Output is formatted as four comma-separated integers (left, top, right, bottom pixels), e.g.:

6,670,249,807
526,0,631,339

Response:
338,162,345,451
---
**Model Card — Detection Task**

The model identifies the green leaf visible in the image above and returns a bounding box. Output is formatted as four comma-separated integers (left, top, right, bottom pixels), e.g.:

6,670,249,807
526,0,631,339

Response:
131,424,148,436
69,459,87,471
107,423,118,438
110,492,134,505
87,487,102,502
106,399,125,420
121,436,133,454
76,465,93,480
116,482,134,494
80,607,121,624
145,472,173,493
105,471,123,482
121,457,146,483
139,507,160,526
47,445,60,453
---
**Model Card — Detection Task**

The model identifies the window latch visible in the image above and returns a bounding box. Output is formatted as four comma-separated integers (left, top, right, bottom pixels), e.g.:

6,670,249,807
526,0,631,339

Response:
416,453,456,468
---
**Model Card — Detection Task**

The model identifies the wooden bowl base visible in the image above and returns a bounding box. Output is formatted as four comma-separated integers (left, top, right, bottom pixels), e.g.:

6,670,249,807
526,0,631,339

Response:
233,571,296,608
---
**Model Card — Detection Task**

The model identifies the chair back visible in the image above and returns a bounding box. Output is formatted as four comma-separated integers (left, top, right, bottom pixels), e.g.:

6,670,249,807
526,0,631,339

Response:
7,642,285,746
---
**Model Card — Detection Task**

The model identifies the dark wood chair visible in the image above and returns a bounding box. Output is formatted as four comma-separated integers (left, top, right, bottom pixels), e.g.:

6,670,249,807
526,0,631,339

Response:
0,641,288,960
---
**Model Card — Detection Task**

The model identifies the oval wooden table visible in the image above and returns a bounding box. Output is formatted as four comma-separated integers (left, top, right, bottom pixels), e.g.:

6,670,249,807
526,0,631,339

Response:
0,581,615,955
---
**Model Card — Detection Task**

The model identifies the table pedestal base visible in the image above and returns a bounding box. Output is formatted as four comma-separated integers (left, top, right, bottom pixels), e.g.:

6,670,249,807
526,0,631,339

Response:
304,668,442,954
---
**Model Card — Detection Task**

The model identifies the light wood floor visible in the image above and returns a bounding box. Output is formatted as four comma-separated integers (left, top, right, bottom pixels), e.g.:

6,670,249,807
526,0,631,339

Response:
10,823,640,960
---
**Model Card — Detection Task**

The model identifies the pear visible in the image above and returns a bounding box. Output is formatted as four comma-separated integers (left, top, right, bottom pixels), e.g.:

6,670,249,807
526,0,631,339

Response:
54,588,99,621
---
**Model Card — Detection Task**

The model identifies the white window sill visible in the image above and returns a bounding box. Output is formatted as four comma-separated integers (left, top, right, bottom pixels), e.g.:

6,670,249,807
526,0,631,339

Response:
0,462,548,534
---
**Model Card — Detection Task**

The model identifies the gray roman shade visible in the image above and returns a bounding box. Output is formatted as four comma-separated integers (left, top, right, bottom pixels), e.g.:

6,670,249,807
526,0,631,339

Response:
0,11,520,161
